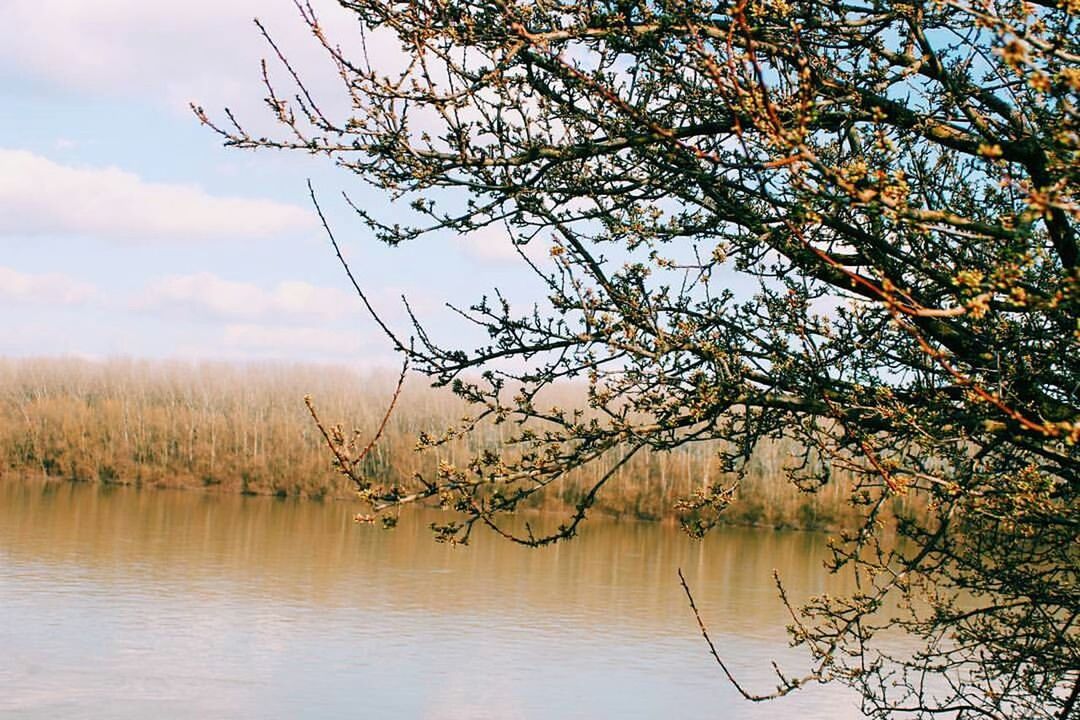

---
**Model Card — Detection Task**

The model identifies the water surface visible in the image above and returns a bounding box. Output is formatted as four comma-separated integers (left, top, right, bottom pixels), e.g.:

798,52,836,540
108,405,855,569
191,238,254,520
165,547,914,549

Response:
0,480,863,718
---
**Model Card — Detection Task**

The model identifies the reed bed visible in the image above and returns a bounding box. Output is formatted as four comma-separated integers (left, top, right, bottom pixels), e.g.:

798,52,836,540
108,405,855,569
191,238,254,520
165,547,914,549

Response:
0,357,915,530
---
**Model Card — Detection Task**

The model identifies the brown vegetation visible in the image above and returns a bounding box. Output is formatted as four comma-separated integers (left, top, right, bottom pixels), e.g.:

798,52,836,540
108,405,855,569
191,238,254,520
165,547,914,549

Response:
0,357,915,529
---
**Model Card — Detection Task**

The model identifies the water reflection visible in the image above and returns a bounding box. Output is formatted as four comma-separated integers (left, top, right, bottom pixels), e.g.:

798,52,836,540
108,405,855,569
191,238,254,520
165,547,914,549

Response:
0,480,862,719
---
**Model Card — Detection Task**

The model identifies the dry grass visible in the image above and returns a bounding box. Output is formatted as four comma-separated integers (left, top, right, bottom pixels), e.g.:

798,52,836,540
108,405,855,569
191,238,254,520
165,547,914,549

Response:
0,357,918,529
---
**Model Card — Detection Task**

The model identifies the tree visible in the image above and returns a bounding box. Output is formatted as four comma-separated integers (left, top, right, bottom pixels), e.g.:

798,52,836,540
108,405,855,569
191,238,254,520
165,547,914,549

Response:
196,0,1079,716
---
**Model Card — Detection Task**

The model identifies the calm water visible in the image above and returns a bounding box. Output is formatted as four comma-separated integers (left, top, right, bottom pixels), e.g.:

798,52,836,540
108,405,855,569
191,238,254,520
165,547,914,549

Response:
0,480,863,719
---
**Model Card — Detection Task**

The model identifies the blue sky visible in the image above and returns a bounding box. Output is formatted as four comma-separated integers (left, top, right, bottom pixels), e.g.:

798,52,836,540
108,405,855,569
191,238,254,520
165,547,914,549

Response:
0,0,533,367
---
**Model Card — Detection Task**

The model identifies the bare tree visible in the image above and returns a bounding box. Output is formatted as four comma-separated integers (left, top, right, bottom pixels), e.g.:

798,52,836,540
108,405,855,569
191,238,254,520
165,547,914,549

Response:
197,0,1079,716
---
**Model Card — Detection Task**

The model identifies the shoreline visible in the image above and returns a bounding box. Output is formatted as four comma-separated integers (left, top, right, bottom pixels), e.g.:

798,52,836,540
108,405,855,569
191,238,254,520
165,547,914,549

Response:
0,356,920,533
0,470,847,535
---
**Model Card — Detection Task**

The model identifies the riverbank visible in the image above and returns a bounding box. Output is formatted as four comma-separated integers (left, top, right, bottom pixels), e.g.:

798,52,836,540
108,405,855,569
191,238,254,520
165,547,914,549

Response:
0,357,919,531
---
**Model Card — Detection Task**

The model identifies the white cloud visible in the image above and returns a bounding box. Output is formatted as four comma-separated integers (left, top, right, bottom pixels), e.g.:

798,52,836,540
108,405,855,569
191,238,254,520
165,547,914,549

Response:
0,149,314,242
458,224,551,265
0,266,99,306
0,0,393,112
222,323,365,359
1,1,290,95
138,272,354,322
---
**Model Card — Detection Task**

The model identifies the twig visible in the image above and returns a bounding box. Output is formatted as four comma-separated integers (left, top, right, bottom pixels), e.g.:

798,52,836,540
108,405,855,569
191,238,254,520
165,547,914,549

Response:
357,357,409,463
306,179,409,354
304,393,359,485
677,568,817,702
304,356,409,491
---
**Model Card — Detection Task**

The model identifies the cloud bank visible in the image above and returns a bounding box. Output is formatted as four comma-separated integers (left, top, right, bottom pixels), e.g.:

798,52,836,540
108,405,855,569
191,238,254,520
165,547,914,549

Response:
0,149,314,242
0,266,100,306
0,0,373,111
138,272,354,322
222,323,365,359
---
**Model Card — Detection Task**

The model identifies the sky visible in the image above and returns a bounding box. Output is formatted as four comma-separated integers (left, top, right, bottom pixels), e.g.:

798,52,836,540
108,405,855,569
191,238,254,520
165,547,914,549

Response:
0,0,534,367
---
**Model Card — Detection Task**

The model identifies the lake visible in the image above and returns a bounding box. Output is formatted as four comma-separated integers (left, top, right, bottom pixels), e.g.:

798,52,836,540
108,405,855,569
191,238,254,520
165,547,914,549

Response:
0,479,864,718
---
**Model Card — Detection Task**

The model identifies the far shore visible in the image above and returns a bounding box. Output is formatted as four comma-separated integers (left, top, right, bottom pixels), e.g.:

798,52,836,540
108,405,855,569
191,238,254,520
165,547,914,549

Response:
1,356,923,531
